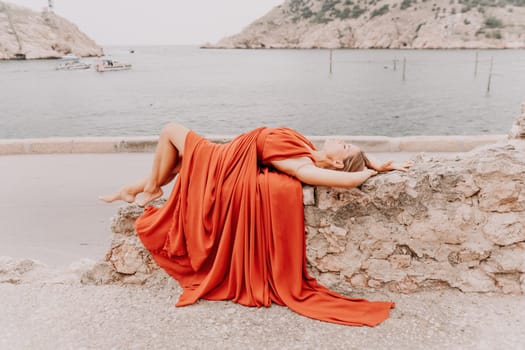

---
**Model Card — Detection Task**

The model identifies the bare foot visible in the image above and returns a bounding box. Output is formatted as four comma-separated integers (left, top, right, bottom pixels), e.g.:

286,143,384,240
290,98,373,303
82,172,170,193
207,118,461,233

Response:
98,188,136,203
135,188,163,207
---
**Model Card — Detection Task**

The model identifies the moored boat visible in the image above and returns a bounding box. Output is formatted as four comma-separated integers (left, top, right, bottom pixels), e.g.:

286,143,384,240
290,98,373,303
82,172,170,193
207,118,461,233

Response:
56,60,91,70
59,53,80,61
96,59,132,72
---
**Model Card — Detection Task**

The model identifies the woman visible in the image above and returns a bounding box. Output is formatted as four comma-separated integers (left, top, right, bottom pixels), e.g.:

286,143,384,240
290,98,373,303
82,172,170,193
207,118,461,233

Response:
100,123,411,327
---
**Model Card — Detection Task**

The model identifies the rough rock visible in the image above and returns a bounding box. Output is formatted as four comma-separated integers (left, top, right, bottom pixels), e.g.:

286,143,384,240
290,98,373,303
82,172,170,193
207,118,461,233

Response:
0,257,42,284
82,201,166,286
509,102,525,139
0,1,103,59
84,114,525,295
0,256,97,285
204,0,525,49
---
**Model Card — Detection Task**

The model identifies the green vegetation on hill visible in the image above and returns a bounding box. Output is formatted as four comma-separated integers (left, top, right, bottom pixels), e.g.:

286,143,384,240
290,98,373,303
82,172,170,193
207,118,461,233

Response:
484,15,503,27
458,0,525,13
400,0,414,10
290,0,384,22
371,4,390,17
289,0,524,24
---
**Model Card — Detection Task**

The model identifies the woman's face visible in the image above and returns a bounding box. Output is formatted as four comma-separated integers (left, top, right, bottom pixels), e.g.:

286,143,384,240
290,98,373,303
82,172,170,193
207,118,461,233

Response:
322,139,355,162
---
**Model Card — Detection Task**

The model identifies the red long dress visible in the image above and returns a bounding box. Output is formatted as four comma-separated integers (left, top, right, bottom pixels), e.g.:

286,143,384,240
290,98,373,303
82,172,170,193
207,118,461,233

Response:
135,127,394,326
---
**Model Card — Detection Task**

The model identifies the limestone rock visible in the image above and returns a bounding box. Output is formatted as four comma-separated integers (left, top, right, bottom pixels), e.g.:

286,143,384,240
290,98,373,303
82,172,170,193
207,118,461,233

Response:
484,243,525,273
0,1,103,60
449,269,498,293
80,261,117,285
205,0,525,49
111,204,148,236
302,186,315,206
509,103,525,139
0,257,98,285
483,213,525,246
82,202,165,286
108,243,147,275
0,257,43,284
306,140,525,294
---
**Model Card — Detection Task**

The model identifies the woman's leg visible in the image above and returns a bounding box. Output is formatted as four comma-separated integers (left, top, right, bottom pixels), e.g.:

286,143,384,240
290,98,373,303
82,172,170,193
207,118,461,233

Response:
134,123,184,206
99,122,188,204
98,176,148,203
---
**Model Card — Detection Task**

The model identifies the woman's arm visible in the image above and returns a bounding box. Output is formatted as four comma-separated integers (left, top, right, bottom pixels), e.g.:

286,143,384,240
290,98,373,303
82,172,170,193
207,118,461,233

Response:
365,154,412,173
272,158,377,188
296,164,377,188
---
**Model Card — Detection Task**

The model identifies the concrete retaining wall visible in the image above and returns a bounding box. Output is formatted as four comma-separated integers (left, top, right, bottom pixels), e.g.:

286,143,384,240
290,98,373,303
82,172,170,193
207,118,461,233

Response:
0,134,508,155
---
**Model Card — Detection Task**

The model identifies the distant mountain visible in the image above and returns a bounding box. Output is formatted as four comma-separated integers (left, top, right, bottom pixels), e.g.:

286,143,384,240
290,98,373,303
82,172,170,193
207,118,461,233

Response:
0,1,103,59
204,0,525,49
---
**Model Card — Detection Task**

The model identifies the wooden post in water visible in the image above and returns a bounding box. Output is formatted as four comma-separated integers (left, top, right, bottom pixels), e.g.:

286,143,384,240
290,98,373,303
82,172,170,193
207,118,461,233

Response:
329,49,333,74
402,57,406,81
474,51,479,77
486,56,493,94
393,58,397,71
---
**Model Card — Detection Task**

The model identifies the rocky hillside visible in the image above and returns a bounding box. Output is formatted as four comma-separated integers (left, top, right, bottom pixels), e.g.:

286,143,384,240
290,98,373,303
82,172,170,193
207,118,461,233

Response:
205,0,525,49
0,1,103,59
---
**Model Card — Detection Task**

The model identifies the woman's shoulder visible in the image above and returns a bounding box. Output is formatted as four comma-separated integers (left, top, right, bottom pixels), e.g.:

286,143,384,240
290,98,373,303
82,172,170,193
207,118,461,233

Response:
258,126,316,162
266,127,314,148
267,126,303,136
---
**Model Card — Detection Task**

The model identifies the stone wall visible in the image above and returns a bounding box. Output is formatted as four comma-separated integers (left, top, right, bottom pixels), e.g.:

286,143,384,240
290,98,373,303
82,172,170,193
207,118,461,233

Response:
83,138,525,295
305,141,525,295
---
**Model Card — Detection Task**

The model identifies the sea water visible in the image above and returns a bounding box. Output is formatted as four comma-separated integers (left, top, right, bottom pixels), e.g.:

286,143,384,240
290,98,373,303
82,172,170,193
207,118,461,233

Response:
1,46,524,138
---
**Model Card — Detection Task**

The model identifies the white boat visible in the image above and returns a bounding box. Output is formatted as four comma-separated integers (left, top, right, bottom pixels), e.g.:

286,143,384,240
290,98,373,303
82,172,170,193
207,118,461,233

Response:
59,53,80,61
56,60,91,71
96,59,132,72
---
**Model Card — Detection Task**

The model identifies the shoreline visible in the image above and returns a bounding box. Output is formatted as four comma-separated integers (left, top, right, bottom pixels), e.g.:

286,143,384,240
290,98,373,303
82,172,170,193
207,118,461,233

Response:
0,134,508,155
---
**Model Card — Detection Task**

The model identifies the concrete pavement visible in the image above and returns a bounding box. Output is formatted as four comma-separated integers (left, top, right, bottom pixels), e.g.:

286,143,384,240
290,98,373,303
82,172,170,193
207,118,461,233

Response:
2,153,152,266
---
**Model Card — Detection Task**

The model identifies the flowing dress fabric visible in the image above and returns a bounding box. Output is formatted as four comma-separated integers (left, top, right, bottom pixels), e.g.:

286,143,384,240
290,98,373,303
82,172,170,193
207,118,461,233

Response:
135,127,394,326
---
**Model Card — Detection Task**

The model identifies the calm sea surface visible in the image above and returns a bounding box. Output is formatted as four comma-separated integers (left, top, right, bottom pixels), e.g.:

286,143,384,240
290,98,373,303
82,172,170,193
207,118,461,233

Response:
1,46,524,139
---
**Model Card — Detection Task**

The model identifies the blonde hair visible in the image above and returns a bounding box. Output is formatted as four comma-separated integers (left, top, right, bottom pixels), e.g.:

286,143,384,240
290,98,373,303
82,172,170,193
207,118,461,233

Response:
341,149,371,172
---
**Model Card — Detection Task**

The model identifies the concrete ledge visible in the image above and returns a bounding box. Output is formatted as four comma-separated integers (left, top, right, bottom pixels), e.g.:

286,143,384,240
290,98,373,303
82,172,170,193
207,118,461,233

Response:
0,134,508,155
398,135,508,152
0,140,27,154
309,135,396,152
72,138,120,153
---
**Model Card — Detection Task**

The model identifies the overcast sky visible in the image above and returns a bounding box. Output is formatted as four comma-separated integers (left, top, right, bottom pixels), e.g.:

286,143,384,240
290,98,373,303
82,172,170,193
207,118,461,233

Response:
9,0,283,45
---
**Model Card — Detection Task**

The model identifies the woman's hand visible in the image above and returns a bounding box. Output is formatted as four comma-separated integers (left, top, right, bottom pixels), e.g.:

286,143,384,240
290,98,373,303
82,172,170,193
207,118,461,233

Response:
376,160,413,172
363,168,378,178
